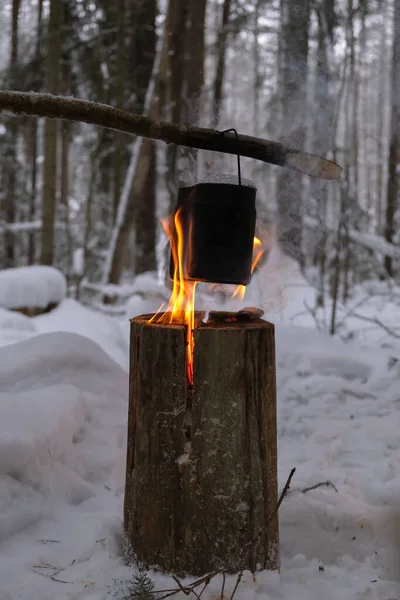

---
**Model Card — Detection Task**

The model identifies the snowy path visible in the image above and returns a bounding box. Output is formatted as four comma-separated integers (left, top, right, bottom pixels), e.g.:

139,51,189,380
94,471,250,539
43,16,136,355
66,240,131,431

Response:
0,296,399,599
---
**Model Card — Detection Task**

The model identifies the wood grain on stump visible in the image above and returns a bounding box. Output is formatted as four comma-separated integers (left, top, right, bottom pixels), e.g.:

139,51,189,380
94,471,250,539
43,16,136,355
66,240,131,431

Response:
124,313,278,576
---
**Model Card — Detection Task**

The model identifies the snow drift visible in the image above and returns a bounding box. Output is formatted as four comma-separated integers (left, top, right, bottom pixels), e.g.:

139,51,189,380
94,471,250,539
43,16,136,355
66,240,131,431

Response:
0,265,67,311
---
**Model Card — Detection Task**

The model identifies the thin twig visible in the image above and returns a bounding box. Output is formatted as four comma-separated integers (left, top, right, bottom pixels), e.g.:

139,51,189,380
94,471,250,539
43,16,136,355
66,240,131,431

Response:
197,580,210,600
277,468,296,511
302,480,338,494
0,91,341,180
171,576,190,595
171,575,202,600
156,572,219,600
229,571,243,600
50,575,72,584
238,467,296,561
31,567,72,584
187,571,220,588
226,467,297,600
157,590,187,600
220,572,226,600
198,571,216,599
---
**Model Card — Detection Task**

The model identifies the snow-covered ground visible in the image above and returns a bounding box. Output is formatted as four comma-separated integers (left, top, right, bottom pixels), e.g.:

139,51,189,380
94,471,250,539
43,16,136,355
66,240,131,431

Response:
0,251,400,599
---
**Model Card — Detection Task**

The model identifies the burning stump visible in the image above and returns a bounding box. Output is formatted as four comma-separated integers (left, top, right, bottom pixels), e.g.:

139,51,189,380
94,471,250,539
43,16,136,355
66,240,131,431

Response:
124,310,279,576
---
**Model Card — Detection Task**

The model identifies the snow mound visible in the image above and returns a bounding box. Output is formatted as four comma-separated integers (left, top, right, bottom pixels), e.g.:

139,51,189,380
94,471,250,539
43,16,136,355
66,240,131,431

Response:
33,298,129,369
0,308,36,331
0,385,90,521
0,265,67,310
0,331,128,550
0,385,85,477
0,330,126,395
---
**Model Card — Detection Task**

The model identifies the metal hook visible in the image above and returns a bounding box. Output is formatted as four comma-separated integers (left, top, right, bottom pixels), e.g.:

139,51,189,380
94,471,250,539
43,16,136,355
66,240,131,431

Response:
218,128,242,187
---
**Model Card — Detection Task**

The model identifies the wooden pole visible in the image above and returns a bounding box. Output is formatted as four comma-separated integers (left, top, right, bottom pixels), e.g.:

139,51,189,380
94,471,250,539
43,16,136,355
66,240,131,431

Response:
124,313,279,576
0,91,342,180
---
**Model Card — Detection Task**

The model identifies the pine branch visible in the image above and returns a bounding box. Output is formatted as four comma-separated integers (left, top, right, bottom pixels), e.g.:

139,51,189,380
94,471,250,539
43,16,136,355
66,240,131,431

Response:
0,90,342,180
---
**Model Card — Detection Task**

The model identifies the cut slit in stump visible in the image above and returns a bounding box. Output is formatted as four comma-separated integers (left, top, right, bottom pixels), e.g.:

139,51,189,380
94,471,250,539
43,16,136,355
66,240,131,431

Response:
124,313,279,576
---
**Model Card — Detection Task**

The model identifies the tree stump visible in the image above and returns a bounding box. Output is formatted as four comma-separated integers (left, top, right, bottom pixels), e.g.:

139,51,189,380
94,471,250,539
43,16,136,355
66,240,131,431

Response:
124,313,279,576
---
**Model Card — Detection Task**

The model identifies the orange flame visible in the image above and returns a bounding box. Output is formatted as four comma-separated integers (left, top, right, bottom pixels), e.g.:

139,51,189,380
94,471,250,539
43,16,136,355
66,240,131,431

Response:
149,208,197,385
149,220,264,384
232,237,264,300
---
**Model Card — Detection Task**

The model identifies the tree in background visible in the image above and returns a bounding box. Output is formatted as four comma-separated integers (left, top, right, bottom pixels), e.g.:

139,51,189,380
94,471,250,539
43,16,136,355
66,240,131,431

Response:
2,0,21,267
27,0,44,265
212,0,231,128
105,0,158,285
275,0,310,265
165,0,189,209
131,0,158,276
41,0,62,266
384,0,400,277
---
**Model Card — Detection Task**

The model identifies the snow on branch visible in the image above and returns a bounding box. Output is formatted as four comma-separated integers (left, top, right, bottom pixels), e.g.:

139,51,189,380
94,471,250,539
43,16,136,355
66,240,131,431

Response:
0,220,66,234
0,90,342,180
304,215,400,259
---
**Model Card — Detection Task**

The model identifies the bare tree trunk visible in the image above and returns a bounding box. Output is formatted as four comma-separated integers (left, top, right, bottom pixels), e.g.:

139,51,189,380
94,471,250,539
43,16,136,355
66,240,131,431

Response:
253,0,262,138
108,136,155,284
185,0,207,115
81,130,106,286
101,28,164,286
112,0,126,223
3,0,21,267
347,0,360,203
384,0,400,277
27,121,38,265
28,0,44,265
60,124,70,208
166,0,189,210
41,0,62,265
310,0,335,306
376,6,387,234
212,0,231,128
330,195,343,335
276,0,310,265
180,0,207,179
132,0,157,276
135,144,157,274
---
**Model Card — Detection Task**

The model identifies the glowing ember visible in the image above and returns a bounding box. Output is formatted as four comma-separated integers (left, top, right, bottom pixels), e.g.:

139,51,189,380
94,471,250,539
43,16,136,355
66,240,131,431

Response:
149,208,197,385
149,221,264,386
233,237,264,300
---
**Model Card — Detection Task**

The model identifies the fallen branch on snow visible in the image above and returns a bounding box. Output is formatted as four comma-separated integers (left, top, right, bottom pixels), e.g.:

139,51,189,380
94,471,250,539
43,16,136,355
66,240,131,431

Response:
302,480,338,494
0,91,342,180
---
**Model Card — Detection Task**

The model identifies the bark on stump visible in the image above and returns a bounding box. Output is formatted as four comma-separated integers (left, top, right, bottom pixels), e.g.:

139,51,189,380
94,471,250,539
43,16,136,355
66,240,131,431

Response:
124,313,279,576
